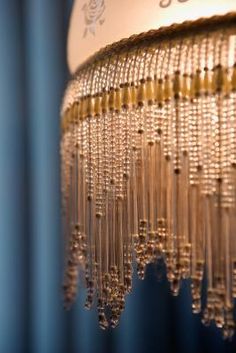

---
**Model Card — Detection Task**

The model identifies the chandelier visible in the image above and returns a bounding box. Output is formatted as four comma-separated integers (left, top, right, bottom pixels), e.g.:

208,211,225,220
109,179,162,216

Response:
61,10,236,338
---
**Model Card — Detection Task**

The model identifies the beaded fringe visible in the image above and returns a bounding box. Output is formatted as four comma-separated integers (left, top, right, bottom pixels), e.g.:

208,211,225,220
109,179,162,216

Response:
61,24,236,336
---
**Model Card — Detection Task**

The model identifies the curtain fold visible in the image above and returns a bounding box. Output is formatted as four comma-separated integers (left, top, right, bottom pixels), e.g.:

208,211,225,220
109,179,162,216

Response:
0,2,29,352
24,1,68,353
0,1,236,352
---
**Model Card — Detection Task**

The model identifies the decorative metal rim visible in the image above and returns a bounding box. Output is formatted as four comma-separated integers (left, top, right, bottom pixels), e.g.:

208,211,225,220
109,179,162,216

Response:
61,12,236,131
72,11,236,75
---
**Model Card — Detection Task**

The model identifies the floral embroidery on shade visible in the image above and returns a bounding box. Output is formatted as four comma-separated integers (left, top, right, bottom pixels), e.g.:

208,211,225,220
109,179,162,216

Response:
82,0,105,37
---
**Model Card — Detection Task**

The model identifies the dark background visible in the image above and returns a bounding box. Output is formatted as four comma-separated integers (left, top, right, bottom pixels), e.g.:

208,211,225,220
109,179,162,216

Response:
0,1,236,352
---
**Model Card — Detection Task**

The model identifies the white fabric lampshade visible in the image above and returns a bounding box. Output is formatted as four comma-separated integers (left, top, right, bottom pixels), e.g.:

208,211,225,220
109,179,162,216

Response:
67,0,236,74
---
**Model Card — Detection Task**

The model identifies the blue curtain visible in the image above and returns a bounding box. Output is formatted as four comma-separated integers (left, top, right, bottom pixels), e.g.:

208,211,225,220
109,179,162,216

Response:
0,1,236,353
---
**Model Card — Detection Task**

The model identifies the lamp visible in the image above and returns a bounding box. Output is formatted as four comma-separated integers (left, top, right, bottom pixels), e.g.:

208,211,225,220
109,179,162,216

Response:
61,0,236,338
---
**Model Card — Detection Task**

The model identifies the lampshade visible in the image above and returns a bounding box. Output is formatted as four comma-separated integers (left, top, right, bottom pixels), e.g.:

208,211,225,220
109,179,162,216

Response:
61,0,236,338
